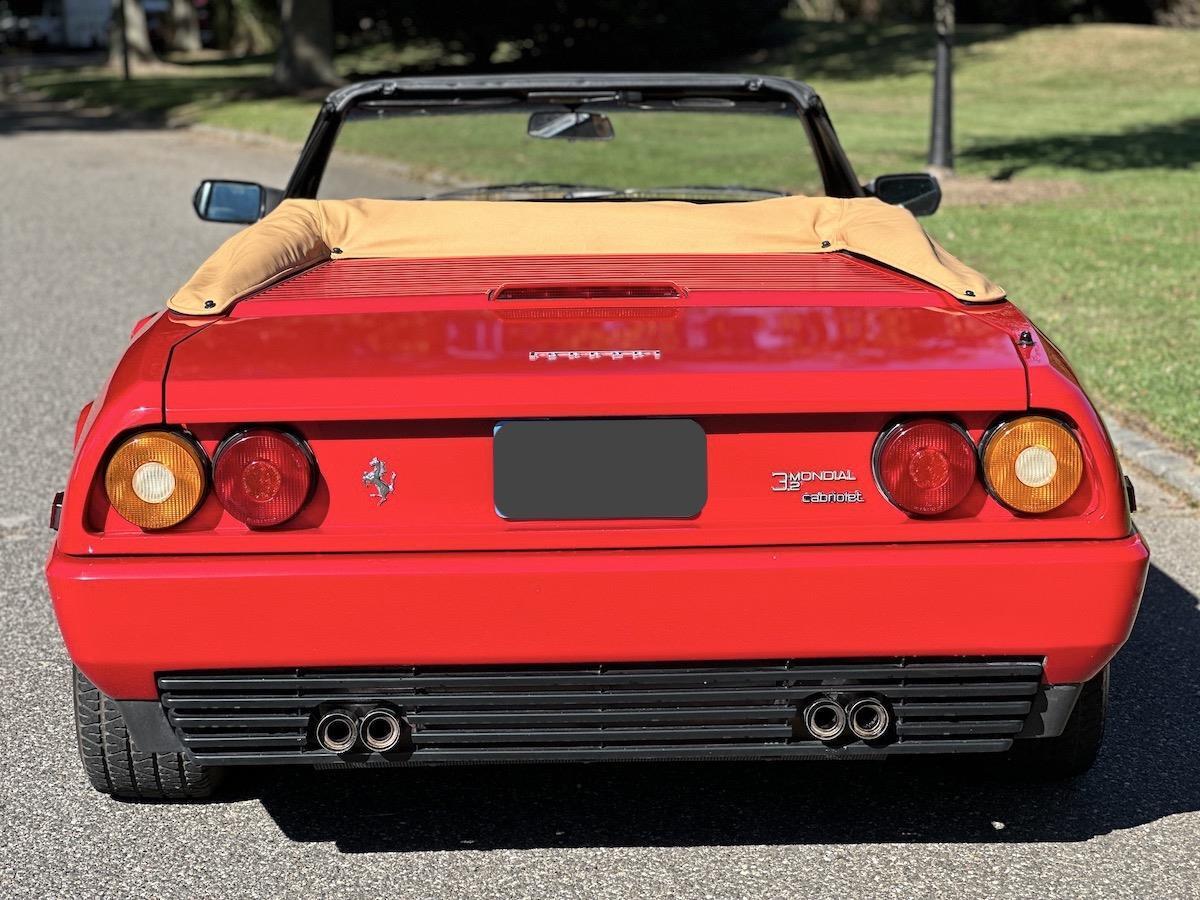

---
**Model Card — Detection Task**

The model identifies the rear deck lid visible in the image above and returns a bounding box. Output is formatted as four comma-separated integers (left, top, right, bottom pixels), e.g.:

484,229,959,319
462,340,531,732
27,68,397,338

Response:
165,254,1026,421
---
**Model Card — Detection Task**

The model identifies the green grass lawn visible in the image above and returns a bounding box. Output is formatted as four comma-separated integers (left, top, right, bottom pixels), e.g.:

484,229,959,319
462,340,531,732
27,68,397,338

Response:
22,23,1200,457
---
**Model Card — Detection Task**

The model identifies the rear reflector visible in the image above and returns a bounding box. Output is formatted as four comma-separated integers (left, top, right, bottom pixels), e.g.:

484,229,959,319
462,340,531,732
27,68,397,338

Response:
875,419,978,516
213,429,314,528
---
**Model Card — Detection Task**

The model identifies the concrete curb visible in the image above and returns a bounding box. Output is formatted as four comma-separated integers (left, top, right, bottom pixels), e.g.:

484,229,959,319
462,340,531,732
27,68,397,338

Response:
1106,414,1200,505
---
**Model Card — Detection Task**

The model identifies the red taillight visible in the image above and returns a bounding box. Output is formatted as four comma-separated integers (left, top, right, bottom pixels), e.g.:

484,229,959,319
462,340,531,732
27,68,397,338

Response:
875,419,977,516
213,429,314,527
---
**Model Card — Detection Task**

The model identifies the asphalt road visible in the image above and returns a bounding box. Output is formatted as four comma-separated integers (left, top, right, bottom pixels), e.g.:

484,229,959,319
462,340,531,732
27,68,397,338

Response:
2,104,1199,899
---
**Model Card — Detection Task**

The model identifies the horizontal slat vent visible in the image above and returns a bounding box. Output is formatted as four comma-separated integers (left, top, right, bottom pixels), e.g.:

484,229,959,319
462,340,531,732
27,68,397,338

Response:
248,253,927,302
158,658,1042,766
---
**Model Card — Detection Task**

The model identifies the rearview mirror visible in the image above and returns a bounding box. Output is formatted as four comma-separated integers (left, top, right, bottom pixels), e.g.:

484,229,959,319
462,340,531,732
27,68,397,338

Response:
193,180,283,224
527,111,615,141
867,173,942,216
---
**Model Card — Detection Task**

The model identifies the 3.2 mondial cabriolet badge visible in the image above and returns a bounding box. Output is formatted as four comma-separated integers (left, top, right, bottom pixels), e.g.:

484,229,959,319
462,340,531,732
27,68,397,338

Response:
362,457,397,505
772,468,865,503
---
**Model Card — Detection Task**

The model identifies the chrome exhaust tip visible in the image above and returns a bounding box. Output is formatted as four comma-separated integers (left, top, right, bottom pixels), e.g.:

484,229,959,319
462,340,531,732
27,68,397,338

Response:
847,697,890,742
360,707,405,753
803,698,847,742
315,710,358,753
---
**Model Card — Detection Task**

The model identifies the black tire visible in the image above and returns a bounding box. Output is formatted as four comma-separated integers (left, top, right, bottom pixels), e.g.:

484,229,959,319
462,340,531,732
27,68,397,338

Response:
73,666,222,800
1007,664,1108,779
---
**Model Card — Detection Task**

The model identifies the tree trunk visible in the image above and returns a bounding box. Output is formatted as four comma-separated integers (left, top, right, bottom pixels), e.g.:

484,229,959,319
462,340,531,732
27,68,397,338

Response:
926,0,954,177
273,0,337,89
231,0,277,56
210,0,277,56
168,0,203,53
107,0,157,69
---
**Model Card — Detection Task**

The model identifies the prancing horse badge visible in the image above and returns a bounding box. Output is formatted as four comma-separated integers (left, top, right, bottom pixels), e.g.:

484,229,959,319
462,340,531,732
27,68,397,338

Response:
362,457,397,505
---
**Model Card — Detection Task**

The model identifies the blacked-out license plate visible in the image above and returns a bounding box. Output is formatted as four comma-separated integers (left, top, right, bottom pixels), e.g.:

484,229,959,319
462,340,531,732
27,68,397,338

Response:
493,418,707,520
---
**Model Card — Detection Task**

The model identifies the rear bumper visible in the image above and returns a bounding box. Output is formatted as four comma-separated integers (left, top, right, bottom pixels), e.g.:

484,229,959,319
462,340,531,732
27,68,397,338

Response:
48,533,1149,701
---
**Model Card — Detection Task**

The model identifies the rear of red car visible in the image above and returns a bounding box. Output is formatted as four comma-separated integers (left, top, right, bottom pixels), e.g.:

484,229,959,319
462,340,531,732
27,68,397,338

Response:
46,250,1148,797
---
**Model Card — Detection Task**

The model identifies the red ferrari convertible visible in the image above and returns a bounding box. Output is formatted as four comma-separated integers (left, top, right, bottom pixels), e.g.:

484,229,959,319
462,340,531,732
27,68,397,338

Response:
46,74,1148,799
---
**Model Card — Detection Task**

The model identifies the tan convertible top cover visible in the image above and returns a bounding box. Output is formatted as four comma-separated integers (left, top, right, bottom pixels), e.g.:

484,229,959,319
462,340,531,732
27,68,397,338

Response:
169,196,1004,314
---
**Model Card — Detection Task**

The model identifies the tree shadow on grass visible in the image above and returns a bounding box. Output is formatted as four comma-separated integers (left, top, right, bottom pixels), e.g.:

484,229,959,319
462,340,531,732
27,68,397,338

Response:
0,72,290,135
964,117,1200,178
238,564,1199,853
736,22,1015,83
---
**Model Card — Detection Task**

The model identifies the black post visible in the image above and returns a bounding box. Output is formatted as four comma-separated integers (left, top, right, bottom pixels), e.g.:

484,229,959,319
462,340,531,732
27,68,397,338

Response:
927,0,954,175
117,0,131,81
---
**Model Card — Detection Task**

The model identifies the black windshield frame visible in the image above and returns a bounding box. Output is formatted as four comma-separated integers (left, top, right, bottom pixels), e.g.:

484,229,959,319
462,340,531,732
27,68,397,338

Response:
284,73,864,201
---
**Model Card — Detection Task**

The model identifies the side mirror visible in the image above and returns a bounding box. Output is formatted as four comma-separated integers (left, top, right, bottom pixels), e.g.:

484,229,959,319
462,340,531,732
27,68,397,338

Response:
527,111,615,141
867,173,942,216
193,179,283,224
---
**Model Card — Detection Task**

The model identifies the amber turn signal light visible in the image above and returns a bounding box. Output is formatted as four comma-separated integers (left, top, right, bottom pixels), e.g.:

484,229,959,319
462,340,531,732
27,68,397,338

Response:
982,415,1083,513
104,431,207,529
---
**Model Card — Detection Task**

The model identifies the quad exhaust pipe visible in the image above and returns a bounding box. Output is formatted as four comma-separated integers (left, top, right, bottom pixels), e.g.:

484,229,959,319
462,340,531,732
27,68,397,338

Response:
314,706,408,754
315,710,358,753
803,695,892,743
803,698,848,742
360,708,405,753
847,697,890,741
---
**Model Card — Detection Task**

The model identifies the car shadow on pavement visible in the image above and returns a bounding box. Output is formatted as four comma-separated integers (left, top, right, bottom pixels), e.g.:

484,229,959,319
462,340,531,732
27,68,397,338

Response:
241,564,1198,853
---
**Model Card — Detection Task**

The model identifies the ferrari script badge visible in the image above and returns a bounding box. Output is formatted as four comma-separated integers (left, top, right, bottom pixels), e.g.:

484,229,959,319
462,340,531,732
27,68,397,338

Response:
362,457,397,505
529,349,662,361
